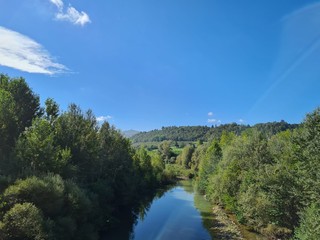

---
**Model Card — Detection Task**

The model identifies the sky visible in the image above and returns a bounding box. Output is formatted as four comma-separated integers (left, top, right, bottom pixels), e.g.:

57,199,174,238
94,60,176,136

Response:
0,0,320,131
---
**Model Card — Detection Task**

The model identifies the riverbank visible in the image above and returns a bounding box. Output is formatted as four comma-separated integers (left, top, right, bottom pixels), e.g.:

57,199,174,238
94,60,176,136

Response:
210,205,244,239
210,205,267,240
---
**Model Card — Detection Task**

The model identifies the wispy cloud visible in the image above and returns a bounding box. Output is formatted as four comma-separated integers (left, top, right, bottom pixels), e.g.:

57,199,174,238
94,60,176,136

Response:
50,0,63,10
238,119,245,124
50,0,91,26
96,115,112,122
208,112,213,116
208,119,221,124
0,26,67,74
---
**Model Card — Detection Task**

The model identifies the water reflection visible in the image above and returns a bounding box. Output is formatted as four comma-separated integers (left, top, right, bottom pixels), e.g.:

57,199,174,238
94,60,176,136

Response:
103,181,213,240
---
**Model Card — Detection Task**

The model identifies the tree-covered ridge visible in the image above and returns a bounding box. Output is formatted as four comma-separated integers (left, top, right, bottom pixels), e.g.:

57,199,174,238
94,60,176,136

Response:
253,120,299,138
0,74,169,240
131,126,211,142
131,122,299,143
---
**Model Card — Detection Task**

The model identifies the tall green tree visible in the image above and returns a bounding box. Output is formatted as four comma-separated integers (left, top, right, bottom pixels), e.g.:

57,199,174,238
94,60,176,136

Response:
134,147,154,187
177,144,195,169
54,104,100,182
0,74,41,135
0,89,17,163
197,140,221,194
15,118,71,176
295,107,320,207
158,140,173,163
45,98,59,124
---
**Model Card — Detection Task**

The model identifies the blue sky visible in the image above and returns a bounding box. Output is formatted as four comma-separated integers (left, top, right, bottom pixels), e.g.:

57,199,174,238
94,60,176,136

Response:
0,0,319,131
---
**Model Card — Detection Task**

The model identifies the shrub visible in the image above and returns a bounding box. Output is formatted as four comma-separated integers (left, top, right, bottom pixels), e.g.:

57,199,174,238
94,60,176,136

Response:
0,202,47,240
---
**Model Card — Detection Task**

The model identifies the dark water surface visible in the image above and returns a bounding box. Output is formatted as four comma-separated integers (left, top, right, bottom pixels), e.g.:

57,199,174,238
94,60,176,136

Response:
104,181,213,240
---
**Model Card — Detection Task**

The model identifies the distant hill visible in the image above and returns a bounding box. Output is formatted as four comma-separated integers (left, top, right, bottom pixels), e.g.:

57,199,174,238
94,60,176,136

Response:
253,120,299,137
130,121,300,143
131,126,210,143
122,130,140,138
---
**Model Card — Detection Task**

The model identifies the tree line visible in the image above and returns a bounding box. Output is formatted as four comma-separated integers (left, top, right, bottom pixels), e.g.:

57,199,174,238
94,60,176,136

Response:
131,122,298,143
0,74,169,240
175,108,320,239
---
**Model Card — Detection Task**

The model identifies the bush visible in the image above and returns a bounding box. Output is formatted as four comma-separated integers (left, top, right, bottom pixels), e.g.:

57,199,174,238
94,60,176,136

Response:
1,175,97,240
2,175,64,217
0,202,47,240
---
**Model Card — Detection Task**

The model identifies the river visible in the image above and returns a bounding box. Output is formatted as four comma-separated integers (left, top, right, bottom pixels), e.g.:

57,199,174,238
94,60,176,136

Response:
104,180,215,240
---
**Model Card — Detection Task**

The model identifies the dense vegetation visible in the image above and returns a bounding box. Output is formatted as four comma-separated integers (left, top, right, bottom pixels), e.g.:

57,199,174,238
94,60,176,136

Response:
0,73,318,240
0,74,169,240
131,122,298,143
131,126,210,142
173,108,320,239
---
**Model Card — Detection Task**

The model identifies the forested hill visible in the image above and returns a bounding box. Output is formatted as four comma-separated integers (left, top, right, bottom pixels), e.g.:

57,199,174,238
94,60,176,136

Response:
131,126,210,142
130,121,299,143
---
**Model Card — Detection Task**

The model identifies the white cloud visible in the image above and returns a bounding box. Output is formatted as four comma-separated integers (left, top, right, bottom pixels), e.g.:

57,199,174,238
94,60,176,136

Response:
208,119,221,124
56,6,90,26
239,119,245,124
208,112,213,116
50,0,63,10
96,115,112,122
0,26,67,74
50,0,91,26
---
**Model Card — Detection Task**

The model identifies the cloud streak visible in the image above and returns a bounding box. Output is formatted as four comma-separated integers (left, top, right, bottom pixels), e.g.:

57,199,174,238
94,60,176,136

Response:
50,0,91,26
0,26,67,74
208,119,221,124
50,0,63,10
96,115,112,122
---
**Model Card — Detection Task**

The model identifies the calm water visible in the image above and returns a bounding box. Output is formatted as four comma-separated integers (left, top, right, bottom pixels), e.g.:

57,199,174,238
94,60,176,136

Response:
104,181,213,240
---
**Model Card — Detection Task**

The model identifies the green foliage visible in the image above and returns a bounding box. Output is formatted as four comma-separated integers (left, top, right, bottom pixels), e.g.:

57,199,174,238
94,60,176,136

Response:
219,131,236,149
54,104,100,182
131,126,210,142
0,74,41,136
2,175,64,217
0,73,317,240
150,152,165,182
163,164,191,179
294,107,320,208
44,98,59,123
15,118,71,175
0,202,47,240
294,203,320,240
205,123,249,140
189,107,320,239
131,122,298,146
158,140,174,162
189,143,206,171
0,89,17,161
0,74,169,240
134,147,154,187
0,74,41,175
176,144,195,169
0,175,97,240
253,120,299,138
134,147,168,187
97,122,136,206
197,140,221,193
